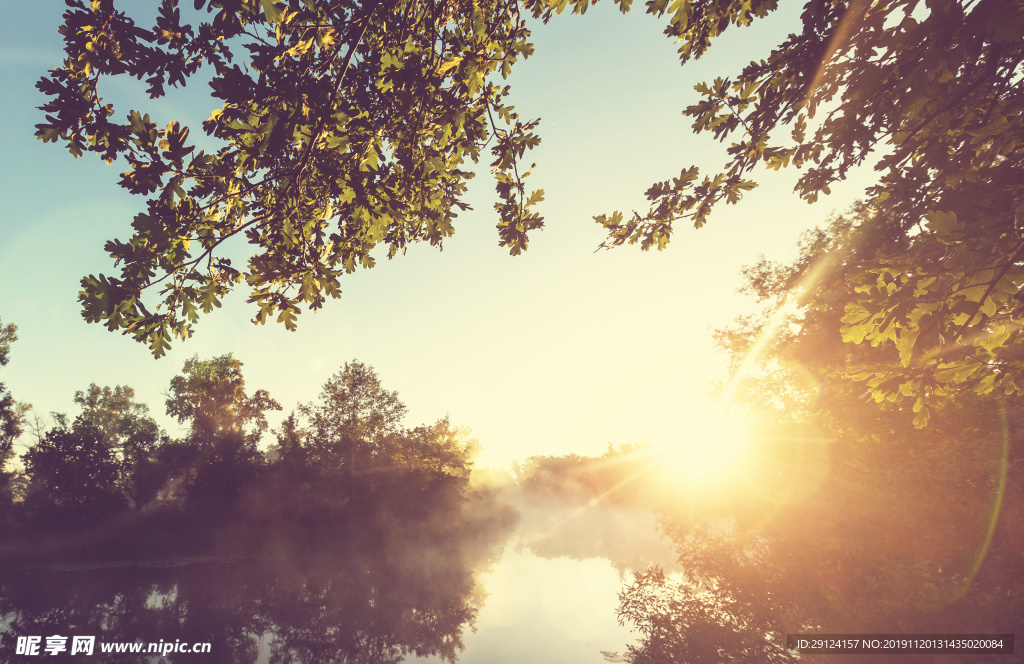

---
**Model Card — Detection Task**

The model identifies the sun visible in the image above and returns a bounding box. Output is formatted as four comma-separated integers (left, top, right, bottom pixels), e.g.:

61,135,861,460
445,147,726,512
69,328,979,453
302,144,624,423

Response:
651,403,750,486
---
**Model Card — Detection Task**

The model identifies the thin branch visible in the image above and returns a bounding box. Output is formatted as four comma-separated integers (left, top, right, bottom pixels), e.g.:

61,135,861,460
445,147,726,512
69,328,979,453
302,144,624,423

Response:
953,240,1024,341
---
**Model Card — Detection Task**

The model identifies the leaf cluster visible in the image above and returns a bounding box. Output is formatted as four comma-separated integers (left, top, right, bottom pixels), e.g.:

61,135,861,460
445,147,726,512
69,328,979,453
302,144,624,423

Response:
41,0,556,354
726,201,1024,426
598,0,1024,249
596,0,1024,408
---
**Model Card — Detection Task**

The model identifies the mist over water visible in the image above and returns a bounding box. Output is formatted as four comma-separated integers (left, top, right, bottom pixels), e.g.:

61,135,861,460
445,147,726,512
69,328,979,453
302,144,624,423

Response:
0,477,678,664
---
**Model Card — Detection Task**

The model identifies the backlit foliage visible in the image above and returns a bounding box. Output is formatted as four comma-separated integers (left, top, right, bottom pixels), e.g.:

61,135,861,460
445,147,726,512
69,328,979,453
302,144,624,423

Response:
597,0,1024,412
39,0,557,355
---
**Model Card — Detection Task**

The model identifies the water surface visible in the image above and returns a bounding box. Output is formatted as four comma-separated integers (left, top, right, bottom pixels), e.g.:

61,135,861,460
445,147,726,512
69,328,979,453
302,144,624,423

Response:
1,487,677,663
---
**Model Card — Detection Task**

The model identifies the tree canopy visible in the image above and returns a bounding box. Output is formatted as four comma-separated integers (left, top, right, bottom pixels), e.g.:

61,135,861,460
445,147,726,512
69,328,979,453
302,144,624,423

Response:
166,353,281,443
38,0,1024,414
23,418,128,520
593,0,1024,412
300,359,406,471
74,383,160,450
40,0,555,355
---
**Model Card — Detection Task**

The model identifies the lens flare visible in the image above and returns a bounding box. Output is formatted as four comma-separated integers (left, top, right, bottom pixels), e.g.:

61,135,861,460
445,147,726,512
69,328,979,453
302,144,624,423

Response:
652,403,749,486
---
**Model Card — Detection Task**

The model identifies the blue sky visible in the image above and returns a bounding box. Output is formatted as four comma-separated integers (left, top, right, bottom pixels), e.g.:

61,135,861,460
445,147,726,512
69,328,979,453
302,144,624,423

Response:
0,0,872,468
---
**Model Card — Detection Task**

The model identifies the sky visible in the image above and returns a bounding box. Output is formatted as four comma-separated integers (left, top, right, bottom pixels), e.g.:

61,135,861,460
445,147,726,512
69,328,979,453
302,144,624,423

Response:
0,0,874,469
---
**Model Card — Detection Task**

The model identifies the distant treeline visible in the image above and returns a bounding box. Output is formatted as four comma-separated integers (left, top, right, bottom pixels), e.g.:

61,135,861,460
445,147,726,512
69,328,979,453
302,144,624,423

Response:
509,444,660,508
508,443,730,511
0,356,498,564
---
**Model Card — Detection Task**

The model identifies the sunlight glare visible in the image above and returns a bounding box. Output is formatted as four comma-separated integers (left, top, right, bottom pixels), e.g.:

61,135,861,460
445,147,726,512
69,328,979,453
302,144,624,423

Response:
652,403,749,486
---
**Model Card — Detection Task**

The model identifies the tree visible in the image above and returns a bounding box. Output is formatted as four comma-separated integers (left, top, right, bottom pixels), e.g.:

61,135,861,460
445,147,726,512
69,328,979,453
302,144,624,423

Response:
593,0,1024,410
270,410,307,465
39,0,553,355
300,360,406,475
23,418,128,523
73,383,164,507
399,417,479,476
618,213,1024,659
166,353,281,445
0,318,30,511
164,354,281,509
74,384,159,448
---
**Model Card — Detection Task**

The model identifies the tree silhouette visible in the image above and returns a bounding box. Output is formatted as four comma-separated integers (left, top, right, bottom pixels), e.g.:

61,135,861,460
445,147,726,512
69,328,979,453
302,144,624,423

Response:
0,318,29,516
167,354,281,445
73,384,163,508
159,355,278,514
23,419,128,527
300,360,406,478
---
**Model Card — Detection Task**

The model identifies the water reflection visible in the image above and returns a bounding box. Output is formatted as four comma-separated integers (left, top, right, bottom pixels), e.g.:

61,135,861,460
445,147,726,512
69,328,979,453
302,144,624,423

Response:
414,545,641,664
513,495,679,577
0,470,517,663
1,362,686,664
0,480,691,664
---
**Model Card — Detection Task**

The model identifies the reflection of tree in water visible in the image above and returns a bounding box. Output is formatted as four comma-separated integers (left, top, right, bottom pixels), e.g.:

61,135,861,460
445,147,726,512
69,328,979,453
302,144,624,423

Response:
616,528,801,664
507,446,680,576
513,496,679,578
0,359,518,663
0,469,516,663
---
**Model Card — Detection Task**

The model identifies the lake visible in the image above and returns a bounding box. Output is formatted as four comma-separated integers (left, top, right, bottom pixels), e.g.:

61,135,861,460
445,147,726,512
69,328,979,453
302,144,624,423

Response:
0,485,680,663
